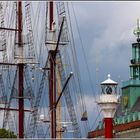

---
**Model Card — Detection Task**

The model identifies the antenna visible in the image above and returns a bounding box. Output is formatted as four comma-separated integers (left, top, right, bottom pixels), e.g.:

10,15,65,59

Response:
134,19,140,43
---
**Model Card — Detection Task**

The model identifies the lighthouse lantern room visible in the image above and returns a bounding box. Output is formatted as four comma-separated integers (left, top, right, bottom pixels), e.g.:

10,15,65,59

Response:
97,74,119,138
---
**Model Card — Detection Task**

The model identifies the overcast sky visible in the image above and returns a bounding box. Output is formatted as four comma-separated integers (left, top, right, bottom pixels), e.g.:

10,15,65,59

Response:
72,1,140,82
68,1,140,132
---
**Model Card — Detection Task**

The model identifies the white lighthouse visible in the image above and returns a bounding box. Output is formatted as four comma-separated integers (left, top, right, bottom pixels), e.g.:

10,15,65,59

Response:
97,74,119,138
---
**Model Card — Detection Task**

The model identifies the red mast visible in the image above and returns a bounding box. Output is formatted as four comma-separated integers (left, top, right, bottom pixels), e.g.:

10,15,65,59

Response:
49,0,56,138
18,0,24,138
50,0,53,31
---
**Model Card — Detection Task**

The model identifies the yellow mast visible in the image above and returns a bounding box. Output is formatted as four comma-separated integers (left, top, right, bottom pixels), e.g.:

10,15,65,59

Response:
57,59,62,138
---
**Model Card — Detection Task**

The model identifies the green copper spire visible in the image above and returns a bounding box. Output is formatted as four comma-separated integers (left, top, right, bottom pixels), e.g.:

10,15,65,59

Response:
121,20,140,113
134,19,140,42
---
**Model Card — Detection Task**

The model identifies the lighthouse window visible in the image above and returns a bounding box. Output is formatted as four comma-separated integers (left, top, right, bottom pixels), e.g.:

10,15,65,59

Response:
106,86,112,94
101,86,105,94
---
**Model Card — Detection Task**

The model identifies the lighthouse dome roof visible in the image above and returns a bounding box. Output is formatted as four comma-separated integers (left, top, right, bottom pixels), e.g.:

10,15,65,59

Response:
101,74,118,85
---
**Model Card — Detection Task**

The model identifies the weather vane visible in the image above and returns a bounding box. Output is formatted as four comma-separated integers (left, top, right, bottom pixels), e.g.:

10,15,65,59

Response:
134,19,140,43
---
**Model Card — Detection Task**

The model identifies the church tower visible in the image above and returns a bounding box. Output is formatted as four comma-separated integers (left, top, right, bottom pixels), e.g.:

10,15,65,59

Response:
122,19,140,113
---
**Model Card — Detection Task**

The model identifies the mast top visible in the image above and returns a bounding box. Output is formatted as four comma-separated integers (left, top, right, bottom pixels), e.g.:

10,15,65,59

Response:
133,19,140,42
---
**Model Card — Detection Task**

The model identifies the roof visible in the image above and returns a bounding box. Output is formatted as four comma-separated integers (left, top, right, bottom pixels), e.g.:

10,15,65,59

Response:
88,120,140,138
115,100,125,117
101,74,118,85
131,96,140,112
115,96,140,116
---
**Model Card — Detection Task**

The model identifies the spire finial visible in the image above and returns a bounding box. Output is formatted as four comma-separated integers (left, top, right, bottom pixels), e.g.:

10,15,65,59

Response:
134,19,140,42
107,74,111,79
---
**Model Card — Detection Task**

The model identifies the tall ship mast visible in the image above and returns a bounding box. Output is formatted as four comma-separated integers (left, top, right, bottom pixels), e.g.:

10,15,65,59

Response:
0,1,90,138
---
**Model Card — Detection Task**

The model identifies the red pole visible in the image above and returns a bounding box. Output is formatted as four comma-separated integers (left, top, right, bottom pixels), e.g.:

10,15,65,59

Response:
49,0,56,138
50,0,53,31
104,118,113,138
18,64,24,138
49,51,56,138
18,0,24,138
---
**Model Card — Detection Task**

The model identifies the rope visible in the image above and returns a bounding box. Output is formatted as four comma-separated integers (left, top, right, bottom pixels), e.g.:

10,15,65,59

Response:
71,2,101,131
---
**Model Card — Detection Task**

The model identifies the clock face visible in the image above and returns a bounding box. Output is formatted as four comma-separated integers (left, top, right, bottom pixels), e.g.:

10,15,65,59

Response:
106,86,112,94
